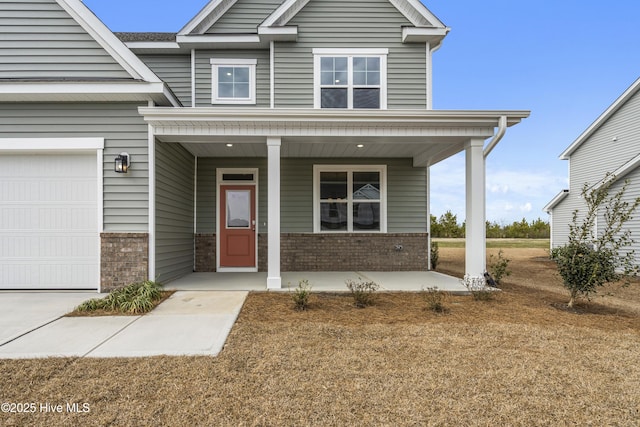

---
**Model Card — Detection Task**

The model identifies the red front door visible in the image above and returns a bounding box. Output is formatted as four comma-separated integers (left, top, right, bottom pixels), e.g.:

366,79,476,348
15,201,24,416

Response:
220,185,256,268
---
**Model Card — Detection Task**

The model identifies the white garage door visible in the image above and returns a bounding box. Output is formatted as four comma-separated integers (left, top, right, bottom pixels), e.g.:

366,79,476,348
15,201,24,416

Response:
0,153,99,290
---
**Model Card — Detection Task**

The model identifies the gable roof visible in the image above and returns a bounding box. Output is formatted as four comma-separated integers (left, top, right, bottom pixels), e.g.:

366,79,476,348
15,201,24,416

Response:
559,76,640,160
0,0,179,106
179,0,449,45
543,189,569,213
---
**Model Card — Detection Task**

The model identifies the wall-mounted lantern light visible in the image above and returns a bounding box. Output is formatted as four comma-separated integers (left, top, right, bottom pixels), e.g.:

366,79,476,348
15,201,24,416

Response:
114,152,130,173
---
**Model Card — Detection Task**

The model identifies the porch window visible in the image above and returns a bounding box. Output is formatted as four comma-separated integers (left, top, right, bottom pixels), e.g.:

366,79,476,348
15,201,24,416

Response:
313,49,387,109
314,165,387,232
210,58,257,104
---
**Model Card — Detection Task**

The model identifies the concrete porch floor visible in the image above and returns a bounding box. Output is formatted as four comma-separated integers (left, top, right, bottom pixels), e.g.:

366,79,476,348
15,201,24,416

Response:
165,271,467,293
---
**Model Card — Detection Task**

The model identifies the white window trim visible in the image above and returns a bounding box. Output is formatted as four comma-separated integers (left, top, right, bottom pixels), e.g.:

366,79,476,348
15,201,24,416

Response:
313,48,388,109
210,58,257,105
313,165,387,233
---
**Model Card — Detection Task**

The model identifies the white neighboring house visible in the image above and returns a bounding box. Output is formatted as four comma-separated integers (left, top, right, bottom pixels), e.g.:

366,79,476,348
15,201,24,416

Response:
545,77,640,261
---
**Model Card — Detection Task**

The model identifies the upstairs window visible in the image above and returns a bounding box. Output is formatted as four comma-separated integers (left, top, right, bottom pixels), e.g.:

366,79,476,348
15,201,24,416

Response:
313,49,387,109
211,58,257,105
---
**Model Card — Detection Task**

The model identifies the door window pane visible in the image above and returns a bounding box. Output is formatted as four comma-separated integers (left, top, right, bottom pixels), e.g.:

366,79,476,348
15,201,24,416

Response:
226,190,251,228
320,172,347,199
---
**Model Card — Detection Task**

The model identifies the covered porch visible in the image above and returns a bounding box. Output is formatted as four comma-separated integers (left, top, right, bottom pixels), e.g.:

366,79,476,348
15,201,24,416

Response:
165,271,467,293
140,108,529,288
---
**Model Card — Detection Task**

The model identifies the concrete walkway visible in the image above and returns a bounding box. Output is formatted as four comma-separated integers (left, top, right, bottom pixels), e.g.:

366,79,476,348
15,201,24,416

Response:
0,291,247,359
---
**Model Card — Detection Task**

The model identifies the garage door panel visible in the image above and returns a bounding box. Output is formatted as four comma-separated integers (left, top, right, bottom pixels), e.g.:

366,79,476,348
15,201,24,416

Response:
2,262,97,289
0,153,99,290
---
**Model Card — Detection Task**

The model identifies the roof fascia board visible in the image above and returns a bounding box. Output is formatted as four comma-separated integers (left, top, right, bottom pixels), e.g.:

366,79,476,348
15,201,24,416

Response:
261,0,447,30
0,81,179,105
125,42,182,50
56,0,161,83
402,27,450,44
560,77,640,160
139,107,530,125
543,189,569,213
388,0,444,27
260,0,310,28
176,34,264,48
592,153,640,190
179,0,238,35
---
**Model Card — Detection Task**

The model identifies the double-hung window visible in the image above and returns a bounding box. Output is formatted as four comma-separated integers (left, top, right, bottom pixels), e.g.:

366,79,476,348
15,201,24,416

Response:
313,165,387,232
210,58,257,105
313,49,388,109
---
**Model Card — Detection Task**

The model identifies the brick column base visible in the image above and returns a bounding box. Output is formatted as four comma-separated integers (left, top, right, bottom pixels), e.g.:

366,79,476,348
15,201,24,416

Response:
100,233,149,292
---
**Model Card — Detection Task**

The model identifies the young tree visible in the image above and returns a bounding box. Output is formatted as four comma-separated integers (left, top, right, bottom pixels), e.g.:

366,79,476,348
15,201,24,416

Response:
439,210,461,238
551,175,640,307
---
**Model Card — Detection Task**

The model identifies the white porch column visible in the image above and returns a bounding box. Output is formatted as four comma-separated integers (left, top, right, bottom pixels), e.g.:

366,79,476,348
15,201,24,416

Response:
266,137,281,289
465,138,486,281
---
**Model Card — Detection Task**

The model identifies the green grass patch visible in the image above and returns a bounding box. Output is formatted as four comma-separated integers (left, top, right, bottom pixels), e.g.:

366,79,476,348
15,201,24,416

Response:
433,238,550,249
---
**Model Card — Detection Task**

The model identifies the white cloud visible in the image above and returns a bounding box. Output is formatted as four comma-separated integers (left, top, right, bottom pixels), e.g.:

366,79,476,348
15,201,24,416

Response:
429,155,566,223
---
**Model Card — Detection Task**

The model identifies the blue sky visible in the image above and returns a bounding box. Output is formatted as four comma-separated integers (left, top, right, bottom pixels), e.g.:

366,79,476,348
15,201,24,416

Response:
84,0,640,224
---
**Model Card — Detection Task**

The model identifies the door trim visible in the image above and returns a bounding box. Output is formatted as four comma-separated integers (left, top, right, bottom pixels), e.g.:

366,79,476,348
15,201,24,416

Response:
216,168,258,272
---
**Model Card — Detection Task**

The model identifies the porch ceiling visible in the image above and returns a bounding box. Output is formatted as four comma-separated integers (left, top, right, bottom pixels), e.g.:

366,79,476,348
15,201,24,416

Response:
140,108,530,166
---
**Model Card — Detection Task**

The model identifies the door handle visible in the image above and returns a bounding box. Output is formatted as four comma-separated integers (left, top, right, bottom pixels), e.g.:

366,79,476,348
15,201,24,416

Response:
252,219,256,231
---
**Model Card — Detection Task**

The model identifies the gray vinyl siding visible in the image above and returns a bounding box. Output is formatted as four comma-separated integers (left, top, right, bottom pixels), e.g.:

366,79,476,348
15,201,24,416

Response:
155,141,195,282
205,0,282,34
194,49,270,107
0,102,149,231
196,158,267,234
549,198,573,248
196,157,426,234
606,167,640,266
274,0,427,109
0,0,131,80
139,55,192,107
553,90,640,247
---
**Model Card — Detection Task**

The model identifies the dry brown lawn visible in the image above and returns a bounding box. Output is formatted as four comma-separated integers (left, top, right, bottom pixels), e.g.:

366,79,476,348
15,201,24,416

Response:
2,247,640,426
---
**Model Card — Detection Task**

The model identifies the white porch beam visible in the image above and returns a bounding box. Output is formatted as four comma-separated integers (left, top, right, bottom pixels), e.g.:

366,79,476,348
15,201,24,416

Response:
465,138,486,280
267,137,281,289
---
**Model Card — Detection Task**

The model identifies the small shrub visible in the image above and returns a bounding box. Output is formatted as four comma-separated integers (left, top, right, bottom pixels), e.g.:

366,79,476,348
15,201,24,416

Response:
75,280,163,314
345,278,379,308
422,286,448,313
430,241,439,270
488,249,511,285
290,279,312,311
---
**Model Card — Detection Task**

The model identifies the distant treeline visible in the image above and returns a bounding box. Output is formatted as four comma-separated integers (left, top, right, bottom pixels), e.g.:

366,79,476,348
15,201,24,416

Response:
430,211,550,238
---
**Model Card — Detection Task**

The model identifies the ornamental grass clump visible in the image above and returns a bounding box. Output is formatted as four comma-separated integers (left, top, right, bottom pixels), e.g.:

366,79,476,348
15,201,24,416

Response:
345,278,379,308
75,280,163,315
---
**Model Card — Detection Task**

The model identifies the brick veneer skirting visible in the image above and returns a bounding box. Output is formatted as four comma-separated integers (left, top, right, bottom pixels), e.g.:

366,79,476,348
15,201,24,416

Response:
100,233,149,292
194,232,428,272
281,233,429,271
